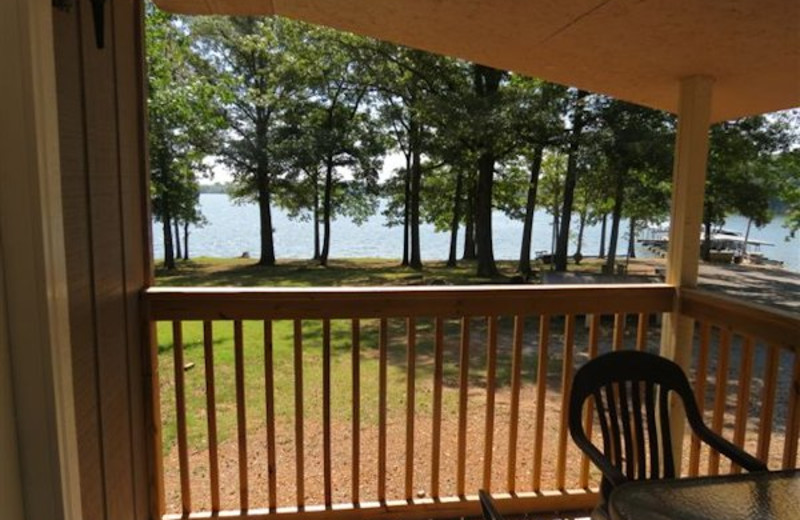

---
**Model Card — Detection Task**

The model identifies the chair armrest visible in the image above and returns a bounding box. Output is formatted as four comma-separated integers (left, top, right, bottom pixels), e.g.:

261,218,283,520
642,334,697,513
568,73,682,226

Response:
692,422,767,472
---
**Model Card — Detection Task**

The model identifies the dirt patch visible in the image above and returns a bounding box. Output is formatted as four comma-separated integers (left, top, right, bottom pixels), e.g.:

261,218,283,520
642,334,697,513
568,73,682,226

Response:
162,382,788,515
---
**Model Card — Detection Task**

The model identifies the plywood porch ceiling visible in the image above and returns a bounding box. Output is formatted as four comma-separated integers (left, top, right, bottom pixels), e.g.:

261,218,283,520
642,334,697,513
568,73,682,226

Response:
155,0,799,122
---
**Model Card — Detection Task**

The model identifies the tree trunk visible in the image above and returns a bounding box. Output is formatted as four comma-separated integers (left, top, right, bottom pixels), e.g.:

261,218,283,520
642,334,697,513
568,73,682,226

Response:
554,90,587,271
463,177,476,260
162,214,175,270
313,173,320,260
605,173,625,272
447,171,464,267
701,217,713,261
476,152,498,277
627,217,637,259
743,218,753,260
401,153,411,266
471,64,502,277
576,211,587,260
320,159,334,266
257,174,275,266
182,221,189,260
409,142,423,270
518,145,544,275
551,213,559,256
599,213,607,258
173,219,182,261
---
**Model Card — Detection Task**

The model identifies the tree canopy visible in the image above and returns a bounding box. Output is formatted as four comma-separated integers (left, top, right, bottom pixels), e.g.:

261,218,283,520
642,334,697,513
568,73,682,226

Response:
145,9,799,275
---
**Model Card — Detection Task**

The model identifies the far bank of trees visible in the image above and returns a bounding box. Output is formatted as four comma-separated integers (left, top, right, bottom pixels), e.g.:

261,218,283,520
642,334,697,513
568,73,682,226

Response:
147,6,799,274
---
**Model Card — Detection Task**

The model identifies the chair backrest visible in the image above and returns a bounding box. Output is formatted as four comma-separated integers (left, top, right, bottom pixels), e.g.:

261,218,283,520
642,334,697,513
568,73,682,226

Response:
568,350,703,499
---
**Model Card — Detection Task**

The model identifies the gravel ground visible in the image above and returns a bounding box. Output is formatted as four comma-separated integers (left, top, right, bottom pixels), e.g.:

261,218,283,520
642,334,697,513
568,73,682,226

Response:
616,257,800,315
163,382,787,515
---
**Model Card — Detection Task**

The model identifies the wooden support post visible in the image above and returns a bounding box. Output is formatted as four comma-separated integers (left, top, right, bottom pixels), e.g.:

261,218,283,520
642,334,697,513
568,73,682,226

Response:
660,75,714,473
0,1,82,519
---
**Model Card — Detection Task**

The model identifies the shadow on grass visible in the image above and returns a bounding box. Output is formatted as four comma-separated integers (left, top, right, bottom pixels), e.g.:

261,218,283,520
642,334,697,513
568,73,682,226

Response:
157,335,227,354
154,257,529,288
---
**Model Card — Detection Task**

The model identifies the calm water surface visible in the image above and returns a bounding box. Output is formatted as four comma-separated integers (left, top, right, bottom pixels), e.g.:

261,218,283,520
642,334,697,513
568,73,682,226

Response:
152,194,799,272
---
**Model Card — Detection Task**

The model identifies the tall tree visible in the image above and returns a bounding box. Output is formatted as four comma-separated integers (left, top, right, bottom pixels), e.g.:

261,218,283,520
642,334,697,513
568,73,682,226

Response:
507,78,568,274
452,65,519,277
462,173,478,260
192,17,309,266
368,45,461,269
703,116,792,260
147,6,220,270
593,98,673,272
538,152,567,258
280,30,384,265
553,89,589,271
622,165,671,259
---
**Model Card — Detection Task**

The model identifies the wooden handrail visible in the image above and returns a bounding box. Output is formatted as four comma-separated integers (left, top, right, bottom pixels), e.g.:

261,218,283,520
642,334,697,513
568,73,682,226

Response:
147,283,798,519
144,284,676,320
679,288,799,351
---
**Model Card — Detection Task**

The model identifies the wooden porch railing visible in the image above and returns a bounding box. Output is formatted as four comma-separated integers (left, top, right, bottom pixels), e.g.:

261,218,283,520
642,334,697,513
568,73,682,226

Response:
678,288,800,476
143,284,798,520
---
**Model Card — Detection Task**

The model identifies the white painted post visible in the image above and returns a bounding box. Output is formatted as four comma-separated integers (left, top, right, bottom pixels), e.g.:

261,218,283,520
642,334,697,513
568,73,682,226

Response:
660,75,714,471
0,1,82,519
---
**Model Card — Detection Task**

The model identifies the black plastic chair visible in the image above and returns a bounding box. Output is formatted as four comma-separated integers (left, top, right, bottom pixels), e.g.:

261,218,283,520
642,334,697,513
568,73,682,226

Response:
478,489,506,520
569,351,766,519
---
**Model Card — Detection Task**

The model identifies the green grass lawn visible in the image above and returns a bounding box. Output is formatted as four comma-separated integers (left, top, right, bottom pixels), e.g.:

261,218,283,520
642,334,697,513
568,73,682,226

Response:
154,257,645,454
155,256,529,287
156,313,556,454
155,257,551,453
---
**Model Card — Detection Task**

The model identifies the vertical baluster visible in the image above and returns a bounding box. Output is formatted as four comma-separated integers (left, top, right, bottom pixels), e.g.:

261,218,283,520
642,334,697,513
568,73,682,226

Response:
756,346,779,463
483,316,498,491
172,321,191,514
431,317,444,498
579,314,600,488
234,320,248,510
689,322,710,477
731,336,754,474
405,317,417,500
556,314,575,490
532,315,550,491
636,313,649,351
351,319,361,505
457,317,470,496
264,320,277,512
293,319,305,508
202,321,220,512
507,315,524,492
322,319,332,507
149,323,165,516
613,313,626,351
783,351,800,469
709,328,731,476
378,318,388,503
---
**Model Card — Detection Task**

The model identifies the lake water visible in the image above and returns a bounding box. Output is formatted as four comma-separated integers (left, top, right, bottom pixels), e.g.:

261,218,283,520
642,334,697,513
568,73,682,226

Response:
152,193,800,272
